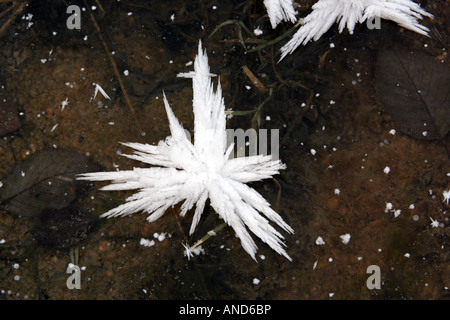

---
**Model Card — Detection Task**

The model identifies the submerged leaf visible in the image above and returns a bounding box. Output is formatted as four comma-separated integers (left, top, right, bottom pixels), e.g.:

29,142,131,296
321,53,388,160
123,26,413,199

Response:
0,149,100,217
0,98,20,136
375,49,450,141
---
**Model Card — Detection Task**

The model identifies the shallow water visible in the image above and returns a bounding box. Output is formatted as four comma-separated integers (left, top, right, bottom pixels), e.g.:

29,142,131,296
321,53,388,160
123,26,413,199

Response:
0,1,448,300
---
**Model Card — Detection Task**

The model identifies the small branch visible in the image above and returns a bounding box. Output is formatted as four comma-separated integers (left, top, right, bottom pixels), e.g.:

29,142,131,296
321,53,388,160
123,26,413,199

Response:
83,0,141,132
0,1,29,39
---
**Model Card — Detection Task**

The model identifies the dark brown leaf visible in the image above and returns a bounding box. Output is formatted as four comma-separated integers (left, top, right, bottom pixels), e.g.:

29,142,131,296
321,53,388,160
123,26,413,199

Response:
0,97,20,136
0,149,100,217
375,49,450,141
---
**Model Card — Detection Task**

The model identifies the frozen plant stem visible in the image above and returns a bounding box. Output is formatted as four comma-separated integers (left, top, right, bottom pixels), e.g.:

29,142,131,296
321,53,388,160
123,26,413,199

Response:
187,222,228,256
83,0,141,132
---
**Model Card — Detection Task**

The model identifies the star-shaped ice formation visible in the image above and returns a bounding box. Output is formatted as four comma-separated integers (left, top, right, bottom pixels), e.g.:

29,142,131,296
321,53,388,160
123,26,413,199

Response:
78,41,293,261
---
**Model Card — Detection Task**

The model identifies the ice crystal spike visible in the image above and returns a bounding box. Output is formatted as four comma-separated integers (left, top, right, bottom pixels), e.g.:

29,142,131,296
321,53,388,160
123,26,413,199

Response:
78,41,293,261
279,0,433,61
264,0,297,29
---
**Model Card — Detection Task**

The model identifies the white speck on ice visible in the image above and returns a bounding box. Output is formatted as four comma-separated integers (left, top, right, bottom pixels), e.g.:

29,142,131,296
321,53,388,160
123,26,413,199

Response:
385,202,393,213
334,188,340,195
394,209,401,218
12,263,19,269
157,233,166,242
357,256,363,261
404,253,410,258
409,204,415,209
252,278,260,285
442,190,450,205
259,255,265,260
185,61,193,66
0,181,3,188
253,26,263,36
430,217,439,228
13,275,20,281
389,129,396,135
123,70,129,76
412,214,419,221
170,14,175,21
329,43,335,48
329,293,334,298
40,59,47,64
340,233,351,244
310,149,317,156
313,260,318,270
315,236,325,245
186,245,205,258
61,98,69,111
383,166,390,174
21,171,25,177
422,131,428,137
127,12,133,16
328,257,333,262
93,83,111,100
50,124,58,133
139,238,155,247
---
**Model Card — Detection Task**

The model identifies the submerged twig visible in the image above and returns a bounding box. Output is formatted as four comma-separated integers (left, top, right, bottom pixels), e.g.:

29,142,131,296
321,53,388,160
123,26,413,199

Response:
0,1,29,39
242,65,268,94
186,222,227,254
83,0,141,131
273,177,282,212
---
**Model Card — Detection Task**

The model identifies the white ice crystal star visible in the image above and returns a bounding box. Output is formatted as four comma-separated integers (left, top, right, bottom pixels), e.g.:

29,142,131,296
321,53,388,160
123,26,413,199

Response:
78,41,293,261
279,0,433,60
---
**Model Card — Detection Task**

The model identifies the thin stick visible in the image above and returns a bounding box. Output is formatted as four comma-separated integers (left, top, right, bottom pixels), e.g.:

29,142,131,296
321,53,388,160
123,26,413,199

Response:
94,0,105,15
242,65,268,94
83,0,140,130
0,1,29,39
188,222,227,252
0,3,13,21
272,178,282,212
